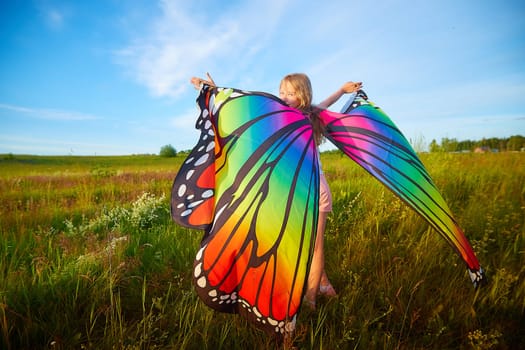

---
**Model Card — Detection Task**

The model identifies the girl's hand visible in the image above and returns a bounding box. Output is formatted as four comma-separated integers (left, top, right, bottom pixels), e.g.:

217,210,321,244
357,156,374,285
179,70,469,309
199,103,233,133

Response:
341,81,363,94
190,72,216,89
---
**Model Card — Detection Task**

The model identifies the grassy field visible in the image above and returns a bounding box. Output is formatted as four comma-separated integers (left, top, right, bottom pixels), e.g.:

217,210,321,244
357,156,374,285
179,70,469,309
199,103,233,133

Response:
1,152,524,349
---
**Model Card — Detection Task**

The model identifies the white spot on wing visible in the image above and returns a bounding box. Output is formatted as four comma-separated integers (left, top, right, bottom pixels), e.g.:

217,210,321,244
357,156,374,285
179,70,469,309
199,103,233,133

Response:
194,262,202,278
195,153,209,166
202,190,213,198
177,184,186,197
197,276,206,288
196,246,205,260
188,200,203,208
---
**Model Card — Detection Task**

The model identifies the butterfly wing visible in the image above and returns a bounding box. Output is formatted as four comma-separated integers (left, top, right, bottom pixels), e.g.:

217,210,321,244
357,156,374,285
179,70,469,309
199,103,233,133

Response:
173,86,319,336
171,87,216,231
320,91,484,287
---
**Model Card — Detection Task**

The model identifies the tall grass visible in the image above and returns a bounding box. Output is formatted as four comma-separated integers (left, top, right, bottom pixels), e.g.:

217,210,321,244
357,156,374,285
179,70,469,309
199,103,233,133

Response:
0,155,181,234
1,153,524,349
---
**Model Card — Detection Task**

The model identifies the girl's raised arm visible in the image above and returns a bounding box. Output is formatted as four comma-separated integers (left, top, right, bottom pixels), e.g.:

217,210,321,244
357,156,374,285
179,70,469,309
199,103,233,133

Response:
318,81,362,109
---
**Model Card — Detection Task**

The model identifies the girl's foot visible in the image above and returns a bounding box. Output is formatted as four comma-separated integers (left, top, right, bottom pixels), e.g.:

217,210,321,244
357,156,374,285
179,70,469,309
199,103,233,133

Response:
319,283,337,297
303,296,316,310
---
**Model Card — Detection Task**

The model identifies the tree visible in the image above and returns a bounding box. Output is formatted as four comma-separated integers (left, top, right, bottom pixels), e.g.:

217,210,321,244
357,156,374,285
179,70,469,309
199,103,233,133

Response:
441,137,459,152
429,139,442,153
507,135,525,151
159,144,177,157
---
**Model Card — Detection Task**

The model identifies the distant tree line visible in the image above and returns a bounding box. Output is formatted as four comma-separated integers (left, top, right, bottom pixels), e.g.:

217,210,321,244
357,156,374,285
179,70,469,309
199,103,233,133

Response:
428,135,525,153
162,135,525,157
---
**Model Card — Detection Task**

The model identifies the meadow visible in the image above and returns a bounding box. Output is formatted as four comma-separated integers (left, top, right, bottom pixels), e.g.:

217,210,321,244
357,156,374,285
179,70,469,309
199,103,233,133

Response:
1,152,524,349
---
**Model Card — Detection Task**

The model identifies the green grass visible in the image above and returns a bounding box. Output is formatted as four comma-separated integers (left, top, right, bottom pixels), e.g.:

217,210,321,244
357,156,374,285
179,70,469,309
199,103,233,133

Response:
1,152,524,349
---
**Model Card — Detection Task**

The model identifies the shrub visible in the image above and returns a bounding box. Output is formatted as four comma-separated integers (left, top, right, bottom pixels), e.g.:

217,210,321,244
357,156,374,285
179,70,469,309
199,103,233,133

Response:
159,144,177,157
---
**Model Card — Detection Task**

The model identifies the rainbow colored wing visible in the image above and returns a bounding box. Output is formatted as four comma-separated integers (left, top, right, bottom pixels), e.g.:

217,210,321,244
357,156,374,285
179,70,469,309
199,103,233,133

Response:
320,91,484,287
172,85,319,337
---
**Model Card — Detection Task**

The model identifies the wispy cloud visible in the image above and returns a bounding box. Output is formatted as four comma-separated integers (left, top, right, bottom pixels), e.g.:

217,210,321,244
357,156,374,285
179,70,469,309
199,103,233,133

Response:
115,0,291,98
37,3,70,31
170,108,198,129
0,104,101,121
46,9,65,29
0,135,136,155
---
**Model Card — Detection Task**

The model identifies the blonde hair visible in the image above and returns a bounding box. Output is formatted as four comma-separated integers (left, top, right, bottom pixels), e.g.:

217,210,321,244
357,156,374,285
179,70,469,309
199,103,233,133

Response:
280,73,325,146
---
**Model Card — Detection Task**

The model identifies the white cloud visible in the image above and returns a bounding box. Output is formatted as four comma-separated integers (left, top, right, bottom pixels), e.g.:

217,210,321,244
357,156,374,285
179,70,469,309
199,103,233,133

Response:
0,135,127,155
170,108,199,129
0,104,101,121
36,2,70,31
115,0,292,99
46,9,64,29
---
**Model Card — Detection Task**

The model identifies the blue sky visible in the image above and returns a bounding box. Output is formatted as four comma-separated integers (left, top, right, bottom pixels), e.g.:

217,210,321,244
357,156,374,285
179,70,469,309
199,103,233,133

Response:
1,0,524,155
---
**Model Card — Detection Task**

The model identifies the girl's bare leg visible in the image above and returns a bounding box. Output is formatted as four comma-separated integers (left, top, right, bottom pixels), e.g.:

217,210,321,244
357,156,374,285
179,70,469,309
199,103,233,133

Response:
304,211,328,309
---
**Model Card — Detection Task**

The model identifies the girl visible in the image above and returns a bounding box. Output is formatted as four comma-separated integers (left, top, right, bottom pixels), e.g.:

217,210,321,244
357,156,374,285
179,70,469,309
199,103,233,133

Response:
190,73,362,309
279,73,362,309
